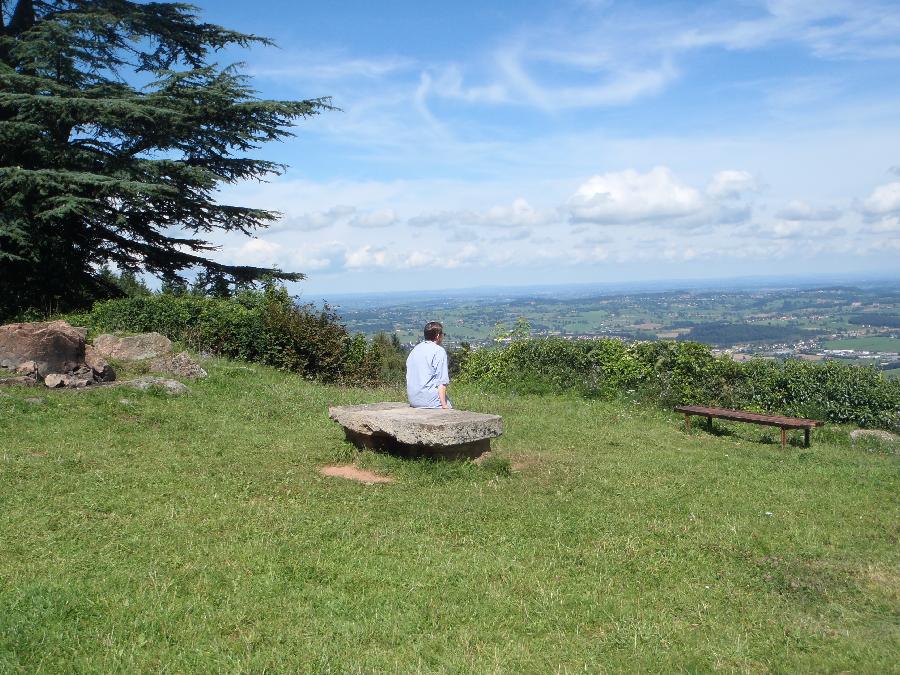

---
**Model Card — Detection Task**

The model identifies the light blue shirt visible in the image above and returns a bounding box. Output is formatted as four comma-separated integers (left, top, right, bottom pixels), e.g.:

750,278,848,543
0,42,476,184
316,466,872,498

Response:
406,340,450,408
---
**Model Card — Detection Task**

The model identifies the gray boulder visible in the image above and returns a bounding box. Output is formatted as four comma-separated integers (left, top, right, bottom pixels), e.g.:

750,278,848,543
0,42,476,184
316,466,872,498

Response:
121,376,188,395
149,351,207,379
84,345,116,382
850,429,897,444
44,373,91,389
15,360,38,377
329,402,503,459
93,332,172,361
0,320,86,376
43,373,66,388
0,375,38,387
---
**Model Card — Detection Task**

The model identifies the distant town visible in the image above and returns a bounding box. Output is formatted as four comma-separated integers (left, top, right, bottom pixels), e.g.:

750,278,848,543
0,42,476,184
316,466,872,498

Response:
330,279,900,379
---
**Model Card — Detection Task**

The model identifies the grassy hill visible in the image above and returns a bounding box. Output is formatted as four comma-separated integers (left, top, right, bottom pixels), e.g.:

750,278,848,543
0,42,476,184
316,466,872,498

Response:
1,359,897,671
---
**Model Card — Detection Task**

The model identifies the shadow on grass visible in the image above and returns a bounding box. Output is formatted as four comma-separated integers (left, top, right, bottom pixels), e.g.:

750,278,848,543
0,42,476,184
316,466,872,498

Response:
690,422,814,450
331,443,513,484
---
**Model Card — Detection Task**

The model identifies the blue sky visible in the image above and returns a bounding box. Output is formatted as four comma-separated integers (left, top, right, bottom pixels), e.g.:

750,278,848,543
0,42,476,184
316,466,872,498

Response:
189,0,900,296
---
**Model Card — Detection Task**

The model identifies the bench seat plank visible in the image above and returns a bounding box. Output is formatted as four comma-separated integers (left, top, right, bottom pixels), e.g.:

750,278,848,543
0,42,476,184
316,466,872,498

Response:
674,405,824,429
674,405,824,449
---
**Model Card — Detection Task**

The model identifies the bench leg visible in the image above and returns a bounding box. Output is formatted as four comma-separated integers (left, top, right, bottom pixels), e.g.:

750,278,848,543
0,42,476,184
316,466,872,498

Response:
707,416,713,431
684,414,691,432
780,427,787,450
804,428,810,448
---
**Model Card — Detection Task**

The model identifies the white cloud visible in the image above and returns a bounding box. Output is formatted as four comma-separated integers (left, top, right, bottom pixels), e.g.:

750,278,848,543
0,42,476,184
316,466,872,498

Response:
715,203,754,225
422,65,509,104
349,208,400,228
488,228,532,242
277,206,356,232
495,43,678,110
230,238,282,266
568,167,704,224
408,198,557,230
746,221,847,240
220,237,347,274
343,243,484,271
345,245,392,269
674,0,900,60
860,181,900,218
211,165,898,287
250,54,414,82
707,170,758,199
404,0,900,119
481,199,556,228
287,242,348,273
775,200,842,221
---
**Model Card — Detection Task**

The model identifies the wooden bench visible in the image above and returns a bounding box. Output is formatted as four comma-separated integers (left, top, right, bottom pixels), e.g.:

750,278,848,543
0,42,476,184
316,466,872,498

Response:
674,404,824,449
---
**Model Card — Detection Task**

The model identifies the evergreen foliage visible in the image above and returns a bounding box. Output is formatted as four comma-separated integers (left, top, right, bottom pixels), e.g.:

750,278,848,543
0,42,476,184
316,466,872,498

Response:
0,0,330,320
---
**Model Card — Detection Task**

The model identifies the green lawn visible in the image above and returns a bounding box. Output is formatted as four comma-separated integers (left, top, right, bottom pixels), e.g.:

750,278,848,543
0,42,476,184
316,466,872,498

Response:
1,360,898,672
822,336,899,352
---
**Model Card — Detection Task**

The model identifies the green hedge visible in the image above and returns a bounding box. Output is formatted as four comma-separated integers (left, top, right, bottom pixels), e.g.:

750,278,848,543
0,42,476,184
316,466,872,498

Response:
456,337,900,431
63,288,381,383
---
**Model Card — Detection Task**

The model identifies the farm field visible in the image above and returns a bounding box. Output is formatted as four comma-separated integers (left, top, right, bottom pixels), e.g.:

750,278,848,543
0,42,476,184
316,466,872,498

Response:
821,336,900,352
332,280,900,350
1,359,897,671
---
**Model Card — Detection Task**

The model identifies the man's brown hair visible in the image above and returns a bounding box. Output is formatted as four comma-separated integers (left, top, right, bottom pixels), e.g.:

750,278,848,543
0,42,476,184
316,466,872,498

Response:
424,321,443,341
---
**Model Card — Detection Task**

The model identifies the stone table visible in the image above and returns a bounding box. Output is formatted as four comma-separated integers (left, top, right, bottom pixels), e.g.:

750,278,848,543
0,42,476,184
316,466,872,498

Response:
328,402,503,459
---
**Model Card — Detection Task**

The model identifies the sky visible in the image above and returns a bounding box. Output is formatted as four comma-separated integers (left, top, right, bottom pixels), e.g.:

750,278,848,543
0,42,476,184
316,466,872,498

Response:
188,0,900,297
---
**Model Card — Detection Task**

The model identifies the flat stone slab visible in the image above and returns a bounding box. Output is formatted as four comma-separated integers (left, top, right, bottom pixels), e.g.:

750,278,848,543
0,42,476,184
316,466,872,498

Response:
328,402,503,459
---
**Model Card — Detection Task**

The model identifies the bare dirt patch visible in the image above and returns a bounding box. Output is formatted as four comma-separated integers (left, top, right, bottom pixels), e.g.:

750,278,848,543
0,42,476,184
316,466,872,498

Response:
320,464,394,484
508,454,542,473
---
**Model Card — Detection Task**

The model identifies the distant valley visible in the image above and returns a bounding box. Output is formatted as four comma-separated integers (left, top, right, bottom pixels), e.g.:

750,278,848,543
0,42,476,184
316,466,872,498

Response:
328,278,900,378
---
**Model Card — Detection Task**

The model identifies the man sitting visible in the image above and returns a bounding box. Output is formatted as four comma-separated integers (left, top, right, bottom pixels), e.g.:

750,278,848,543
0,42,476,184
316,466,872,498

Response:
406,321,451,409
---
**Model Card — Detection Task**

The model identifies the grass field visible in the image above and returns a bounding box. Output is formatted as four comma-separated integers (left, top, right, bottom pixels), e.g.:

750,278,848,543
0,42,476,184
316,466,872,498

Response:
1,360,898,671
822,336,899,352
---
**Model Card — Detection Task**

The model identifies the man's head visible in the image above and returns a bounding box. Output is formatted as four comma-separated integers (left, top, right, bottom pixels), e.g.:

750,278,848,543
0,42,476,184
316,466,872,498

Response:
424,321,443,343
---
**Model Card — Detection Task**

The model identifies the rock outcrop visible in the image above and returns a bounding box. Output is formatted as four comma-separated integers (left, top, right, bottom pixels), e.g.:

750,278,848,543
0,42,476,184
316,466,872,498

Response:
0,320,120,388
0,323,208,393
44,372,92,389
0,320,86,376
84,345,116,382
150,351,207,379
119,376,189,395
93,332,172,361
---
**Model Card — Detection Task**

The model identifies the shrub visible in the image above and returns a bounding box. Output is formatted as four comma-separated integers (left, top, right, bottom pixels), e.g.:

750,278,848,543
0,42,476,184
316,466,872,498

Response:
458,337,900,431
62,287,353,382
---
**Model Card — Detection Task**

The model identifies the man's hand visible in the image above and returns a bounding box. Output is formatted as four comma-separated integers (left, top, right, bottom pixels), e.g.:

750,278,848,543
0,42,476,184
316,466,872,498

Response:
438,384,449,409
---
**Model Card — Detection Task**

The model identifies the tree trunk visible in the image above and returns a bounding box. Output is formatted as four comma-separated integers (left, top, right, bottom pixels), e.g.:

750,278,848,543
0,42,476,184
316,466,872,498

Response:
8,0,35,35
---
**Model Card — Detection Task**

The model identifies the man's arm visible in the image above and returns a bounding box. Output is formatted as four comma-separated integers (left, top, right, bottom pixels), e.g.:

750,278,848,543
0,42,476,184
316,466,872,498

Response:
437,347,450,409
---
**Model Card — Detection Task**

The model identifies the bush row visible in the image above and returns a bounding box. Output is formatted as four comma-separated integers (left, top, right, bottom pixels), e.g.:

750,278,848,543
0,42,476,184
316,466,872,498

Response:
63,288,398,384
455,338,900,430
63,294,899,430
